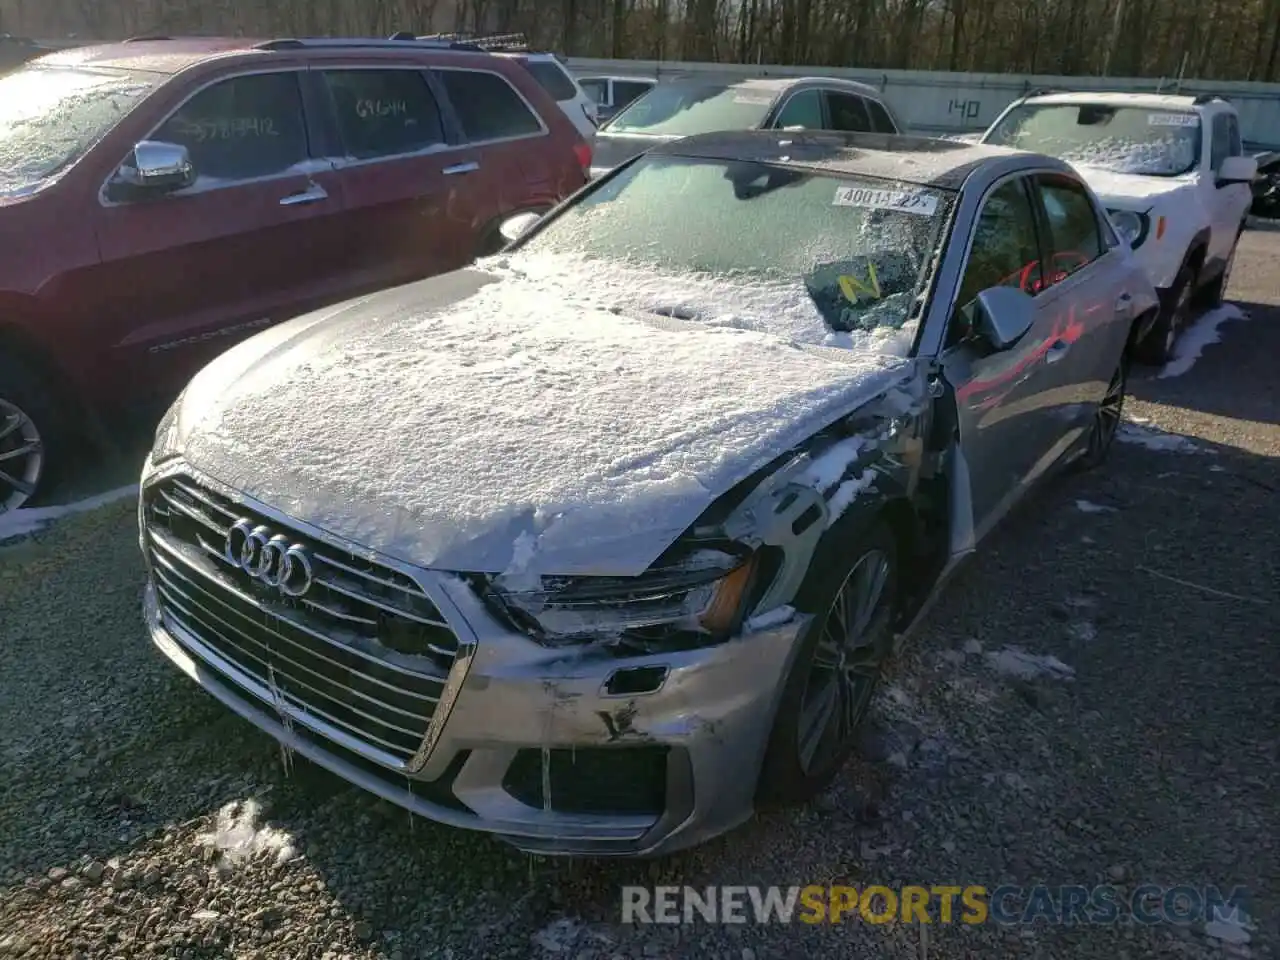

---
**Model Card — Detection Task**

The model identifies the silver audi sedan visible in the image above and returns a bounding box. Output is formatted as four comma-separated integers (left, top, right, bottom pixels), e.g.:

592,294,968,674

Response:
139,131,1157,857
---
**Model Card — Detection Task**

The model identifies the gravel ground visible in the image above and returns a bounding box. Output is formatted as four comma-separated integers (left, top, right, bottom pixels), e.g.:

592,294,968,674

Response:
3,231,1278,959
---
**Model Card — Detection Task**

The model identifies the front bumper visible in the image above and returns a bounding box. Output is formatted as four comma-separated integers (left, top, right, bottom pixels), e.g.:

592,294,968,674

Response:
140,470,808,857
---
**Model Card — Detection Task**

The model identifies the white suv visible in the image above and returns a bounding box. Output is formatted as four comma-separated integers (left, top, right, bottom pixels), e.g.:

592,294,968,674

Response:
981,91,1257,363
495,51,599,141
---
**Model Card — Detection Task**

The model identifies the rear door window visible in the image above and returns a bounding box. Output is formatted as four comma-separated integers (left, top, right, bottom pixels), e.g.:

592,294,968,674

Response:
436,69,543,142
154,71,308,181
866,98,897,133
521,60,578,102
321,69,445,160
825,92,872,133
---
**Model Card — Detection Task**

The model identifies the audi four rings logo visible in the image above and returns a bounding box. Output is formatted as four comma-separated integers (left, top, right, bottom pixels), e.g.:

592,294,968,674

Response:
224,518,314,597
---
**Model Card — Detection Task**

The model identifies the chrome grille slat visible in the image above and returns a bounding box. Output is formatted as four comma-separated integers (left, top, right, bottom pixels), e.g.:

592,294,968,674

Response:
160,602,422,758
149,532,443,701
311,552,435,601
153,574,435,727
307,572,450,630
144,475,463,768
158,594,428,753
164,481,448,626
299,596,378,626
171,479,239,520
158,487,224,535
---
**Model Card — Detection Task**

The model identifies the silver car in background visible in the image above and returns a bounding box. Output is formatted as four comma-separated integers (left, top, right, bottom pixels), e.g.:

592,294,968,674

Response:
139,131,1156,857
588,76,902,177
576,74,655,124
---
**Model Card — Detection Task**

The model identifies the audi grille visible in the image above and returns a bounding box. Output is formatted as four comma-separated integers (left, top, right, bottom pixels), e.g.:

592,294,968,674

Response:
141,476,462,771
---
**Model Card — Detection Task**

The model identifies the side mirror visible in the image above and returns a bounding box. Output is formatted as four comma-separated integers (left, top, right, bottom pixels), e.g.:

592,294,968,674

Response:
1217,155,1258,186
109,140,195,201
499,211,542,245
973,285,1036,351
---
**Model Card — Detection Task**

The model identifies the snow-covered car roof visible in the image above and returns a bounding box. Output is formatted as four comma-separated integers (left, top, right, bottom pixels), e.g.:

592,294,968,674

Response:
645,129,1036,190
1020,91,1204,111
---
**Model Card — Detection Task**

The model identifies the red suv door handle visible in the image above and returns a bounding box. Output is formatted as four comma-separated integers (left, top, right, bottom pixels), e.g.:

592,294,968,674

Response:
279,182,328,206
442,161,480,176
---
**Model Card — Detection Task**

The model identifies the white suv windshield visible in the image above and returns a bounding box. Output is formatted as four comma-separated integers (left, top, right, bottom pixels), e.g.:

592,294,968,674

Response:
515,155,954,345
0,64,158,194
605,84,775,136
985,103,1202,177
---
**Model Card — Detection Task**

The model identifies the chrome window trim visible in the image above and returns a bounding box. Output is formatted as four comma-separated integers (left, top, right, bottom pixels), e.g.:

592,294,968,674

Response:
97,66,313,209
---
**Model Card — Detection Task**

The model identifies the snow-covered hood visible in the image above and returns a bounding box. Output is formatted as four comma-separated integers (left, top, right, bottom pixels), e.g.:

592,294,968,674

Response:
1070,164,1197,212
175,256,913,577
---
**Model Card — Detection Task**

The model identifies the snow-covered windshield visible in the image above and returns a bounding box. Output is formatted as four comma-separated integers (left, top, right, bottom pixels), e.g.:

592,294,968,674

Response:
603,83,776,137
984,103,1202,176
0,64,158,194
511,154,954,351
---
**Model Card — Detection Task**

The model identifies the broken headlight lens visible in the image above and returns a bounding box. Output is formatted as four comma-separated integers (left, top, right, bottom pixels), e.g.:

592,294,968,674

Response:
484,548,760,646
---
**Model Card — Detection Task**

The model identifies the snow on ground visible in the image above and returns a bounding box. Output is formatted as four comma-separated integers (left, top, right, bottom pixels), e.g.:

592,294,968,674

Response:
1117,421,1206,454
1159,304,1248,379
181,253,912,577
985,647,1076,681
0,485,138,543
1203,905,1255,945
1074,499,1118,514
195,799,296,868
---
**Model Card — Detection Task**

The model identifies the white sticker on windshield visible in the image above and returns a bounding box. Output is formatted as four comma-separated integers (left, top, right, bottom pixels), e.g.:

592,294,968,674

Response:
833,185,939,216
1148,112,1198,127
733,93,775,105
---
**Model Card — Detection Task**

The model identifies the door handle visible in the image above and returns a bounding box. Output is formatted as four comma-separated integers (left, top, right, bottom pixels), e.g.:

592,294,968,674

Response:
1045,339,1071,364
279,182,328,206
442,161,480,176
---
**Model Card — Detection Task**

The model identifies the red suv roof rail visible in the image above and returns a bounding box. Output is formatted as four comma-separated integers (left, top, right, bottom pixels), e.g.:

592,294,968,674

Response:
254,37,468,52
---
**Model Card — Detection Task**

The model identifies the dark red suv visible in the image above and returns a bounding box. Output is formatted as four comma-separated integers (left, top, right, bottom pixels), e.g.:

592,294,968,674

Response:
0,36,591,512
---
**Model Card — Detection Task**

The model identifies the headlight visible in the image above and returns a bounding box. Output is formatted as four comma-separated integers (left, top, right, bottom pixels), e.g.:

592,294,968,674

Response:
483,546,765,648
1108,209,1150,249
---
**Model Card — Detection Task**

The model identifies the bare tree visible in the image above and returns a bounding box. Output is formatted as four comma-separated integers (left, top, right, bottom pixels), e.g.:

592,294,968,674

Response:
2,0,1278,82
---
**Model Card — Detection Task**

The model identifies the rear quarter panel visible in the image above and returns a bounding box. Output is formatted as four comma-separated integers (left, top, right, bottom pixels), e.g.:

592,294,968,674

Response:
492,61,588,206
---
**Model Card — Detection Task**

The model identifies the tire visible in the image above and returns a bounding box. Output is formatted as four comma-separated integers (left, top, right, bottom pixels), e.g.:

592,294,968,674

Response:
1134,261,1194,366
755,518,899,806
0,355,62,514
1075,356,1126,471
1198,230,1242,309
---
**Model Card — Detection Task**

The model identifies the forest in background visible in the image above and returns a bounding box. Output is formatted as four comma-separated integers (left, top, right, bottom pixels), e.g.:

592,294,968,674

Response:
3,0,1279,82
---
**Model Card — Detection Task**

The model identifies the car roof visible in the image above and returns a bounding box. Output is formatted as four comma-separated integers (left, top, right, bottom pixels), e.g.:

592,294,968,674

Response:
32,38,259,74
649,129,1041,190
1023,91,1202,111
578,74,655,83
656,74,887,101
29,36,531,76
